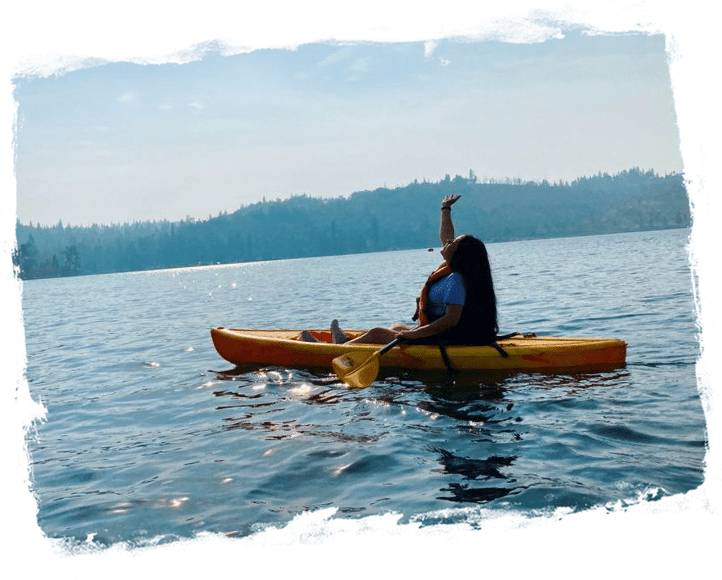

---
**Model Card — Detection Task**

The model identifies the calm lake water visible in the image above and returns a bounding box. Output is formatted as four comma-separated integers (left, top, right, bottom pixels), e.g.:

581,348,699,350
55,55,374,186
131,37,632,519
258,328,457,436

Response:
21,228,706,546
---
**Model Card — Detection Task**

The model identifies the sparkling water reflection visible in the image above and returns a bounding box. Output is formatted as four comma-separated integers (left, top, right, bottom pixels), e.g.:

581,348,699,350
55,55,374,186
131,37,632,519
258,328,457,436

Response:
22,228,705,545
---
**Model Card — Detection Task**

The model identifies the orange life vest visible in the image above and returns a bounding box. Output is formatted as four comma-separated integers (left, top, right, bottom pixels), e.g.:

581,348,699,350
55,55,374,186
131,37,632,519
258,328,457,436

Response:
414,263,453,326
412,263,500,350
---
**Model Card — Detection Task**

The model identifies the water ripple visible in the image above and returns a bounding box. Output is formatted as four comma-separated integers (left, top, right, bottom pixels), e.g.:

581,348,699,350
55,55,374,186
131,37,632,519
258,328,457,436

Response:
22,229,706,545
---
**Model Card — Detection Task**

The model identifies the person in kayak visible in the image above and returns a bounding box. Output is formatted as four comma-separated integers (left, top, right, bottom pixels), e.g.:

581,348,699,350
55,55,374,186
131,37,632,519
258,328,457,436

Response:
322,194,499,346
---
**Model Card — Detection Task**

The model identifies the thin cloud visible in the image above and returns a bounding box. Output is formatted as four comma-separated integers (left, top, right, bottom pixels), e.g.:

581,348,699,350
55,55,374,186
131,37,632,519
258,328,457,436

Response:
349,56,371,73
317,46,354,68
116,92,138,104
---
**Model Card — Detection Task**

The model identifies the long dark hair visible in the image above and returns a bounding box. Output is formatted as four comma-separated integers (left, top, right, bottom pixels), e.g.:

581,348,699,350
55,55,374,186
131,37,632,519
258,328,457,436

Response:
448,235,498,343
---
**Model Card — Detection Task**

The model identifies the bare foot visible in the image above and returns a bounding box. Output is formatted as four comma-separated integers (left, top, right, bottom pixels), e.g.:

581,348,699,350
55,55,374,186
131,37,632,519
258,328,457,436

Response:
330,319,350,344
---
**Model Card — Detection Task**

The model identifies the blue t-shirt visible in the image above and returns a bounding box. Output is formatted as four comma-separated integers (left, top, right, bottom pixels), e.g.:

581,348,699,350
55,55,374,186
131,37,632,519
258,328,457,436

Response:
425,272,466,321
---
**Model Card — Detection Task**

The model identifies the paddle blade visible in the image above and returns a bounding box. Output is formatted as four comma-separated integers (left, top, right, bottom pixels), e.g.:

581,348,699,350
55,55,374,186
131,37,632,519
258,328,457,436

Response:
332,350,381,389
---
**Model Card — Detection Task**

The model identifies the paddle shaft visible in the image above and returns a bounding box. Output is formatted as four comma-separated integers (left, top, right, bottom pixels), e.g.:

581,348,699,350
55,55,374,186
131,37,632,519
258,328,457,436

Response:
377,337,403,356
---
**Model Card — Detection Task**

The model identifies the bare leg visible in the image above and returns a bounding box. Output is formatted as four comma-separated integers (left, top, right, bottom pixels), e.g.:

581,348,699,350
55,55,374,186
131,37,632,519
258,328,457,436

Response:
346,326,404,345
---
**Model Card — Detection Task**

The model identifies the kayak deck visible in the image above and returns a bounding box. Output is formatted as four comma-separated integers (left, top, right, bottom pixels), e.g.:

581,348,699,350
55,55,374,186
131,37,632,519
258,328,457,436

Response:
210,327,627,373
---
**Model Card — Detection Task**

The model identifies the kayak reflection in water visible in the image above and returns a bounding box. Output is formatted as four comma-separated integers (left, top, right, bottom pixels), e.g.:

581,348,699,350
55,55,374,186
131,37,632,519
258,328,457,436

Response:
303,194,499,346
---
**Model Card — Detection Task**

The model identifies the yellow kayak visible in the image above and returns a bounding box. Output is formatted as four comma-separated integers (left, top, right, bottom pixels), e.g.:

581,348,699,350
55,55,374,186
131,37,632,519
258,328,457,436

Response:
210,327,627,372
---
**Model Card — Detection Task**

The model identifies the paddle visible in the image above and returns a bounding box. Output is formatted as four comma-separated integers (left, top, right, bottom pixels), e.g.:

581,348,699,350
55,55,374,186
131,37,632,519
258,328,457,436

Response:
332,338,404,388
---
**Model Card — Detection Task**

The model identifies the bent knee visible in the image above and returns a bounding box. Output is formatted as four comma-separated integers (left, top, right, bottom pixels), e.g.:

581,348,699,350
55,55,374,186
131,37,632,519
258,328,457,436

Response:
363,327,397,343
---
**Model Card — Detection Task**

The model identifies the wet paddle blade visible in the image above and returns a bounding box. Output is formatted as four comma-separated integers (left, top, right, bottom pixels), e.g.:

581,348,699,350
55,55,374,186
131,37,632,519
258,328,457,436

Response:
332,351,381,389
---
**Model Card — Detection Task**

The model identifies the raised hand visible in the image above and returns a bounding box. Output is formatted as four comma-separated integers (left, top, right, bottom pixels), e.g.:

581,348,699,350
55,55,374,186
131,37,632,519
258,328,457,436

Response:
439,195,460,243
441,194,461,209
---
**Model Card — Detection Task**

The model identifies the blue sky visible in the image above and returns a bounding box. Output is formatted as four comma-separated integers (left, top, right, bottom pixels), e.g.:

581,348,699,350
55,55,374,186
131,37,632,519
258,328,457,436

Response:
13,31,682,226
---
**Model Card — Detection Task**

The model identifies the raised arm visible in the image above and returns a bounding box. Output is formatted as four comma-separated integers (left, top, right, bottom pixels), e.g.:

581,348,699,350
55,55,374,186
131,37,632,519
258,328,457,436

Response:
439,194,461,244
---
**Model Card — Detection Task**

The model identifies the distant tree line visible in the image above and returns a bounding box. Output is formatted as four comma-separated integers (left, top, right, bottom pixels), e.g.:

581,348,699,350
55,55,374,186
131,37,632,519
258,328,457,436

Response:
13,236,81,280
14,168,691,280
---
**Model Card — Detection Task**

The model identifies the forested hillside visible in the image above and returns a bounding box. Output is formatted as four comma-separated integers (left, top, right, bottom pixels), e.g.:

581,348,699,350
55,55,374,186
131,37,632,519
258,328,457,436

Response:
13,168,690,280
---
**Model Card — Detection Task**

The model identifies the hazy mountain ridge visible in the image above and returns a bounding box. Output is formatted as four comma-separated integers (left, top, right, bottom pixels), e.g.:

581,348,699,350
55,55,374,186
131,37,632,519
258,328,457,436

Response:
13,168,690,279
